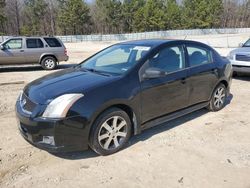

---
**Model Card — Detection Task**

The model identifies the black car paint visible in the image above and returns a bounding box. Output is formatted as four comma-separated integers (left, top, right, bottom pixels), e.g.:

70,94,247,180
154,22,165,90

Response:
16,39,232,152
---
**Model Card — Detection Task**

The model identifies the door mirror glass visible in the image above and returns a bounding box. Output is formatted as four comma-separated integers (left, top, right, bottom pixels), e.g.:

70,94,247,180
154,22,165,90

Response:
0,45,4,50
143,67,165,79
239,43,243,47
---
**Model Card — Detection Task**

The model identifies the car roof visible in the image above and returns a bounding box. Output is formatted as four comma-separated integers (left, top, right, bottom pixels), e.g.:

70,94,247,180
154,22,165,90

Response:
6,36,56,39
119,39,174,47
118,39,208,48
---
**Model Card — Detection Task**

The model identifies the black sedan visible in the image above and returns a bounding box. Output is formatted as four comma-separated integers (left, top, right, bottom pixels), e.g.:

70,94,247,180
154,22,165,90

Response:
16,39,232,155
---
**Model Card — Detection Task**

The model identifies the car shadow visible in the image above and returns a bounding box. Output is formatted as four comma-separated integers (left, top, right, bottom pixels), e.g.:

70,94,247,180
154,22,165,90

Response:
233,74,250,81
0,64,77,73
53,93,233,160
52,149,98,160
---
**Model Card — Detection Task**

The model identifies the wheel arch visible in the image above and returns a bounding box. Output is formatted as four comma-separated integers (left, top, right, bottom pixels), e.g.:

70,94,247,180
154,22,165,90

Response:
88,103,141,141
209,79,229,100
219,80,229,89
39,54,58,64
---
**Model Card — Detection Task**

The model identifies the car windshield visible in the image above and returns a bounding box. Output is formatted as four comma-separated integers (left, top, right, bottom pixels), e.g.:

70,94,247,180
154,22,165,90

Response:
243,39,250,47
80,44,151,75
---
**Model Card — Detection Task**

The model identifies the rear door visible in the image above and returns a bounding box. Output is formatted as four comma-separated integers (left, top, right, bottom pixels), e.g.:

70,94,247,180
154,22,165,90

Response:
24,38,45,63
0,38,25,64
43,37,65,60
185,44,218,105
140,44,189,123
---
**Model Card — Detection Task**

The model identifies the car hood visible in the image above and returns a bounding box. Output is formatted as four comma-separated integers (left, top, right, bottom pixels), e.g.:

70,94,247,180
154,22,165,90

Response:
24,67,116,104
230,47,250,55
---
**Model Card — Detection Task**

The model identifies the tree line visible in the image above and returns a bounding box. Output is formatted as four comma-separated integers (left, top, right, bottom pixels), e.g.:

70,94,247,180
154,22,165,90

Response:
0,0,250,36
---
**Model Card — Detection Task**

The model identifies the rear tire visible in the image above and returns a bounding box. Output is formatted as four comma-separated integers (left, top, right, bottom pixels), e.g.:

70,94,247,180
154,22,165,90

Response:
89,108,132,156
208,83,227,112
41,56,57,70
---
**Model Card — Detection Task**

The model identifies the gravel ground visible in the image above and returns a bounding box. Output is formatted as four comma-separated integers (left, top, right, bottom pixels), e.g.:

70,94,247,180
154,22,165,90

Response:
0,42,250,188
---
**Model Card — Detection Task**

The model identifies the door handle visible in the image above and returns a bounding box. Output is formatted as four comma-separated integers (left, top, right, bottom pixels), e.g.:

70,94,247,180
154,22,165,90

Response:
20,50,24,52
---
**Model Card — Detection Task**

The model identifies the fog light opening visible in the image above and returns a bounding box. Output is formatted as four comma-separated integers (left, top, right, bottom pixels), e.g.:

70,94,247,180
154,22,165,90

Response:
42,136,55,146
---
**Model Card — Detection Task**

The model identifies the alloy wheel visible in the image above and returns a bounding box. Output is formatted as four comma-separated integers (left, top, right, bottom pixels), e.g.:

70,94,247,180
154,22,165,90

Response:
98,116,128,150
44,59,55,69
213,86,226,109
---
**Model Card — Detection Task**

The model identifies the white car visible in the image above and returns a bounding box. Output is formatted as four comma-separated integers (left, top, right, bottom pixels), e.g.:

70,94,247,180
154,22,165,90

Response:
228,38,250,74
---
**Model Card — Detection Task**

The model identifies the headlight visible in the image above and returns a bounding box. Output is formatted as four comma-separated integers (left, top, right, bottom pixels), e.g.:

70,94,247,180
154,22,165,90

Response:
42,93,84,118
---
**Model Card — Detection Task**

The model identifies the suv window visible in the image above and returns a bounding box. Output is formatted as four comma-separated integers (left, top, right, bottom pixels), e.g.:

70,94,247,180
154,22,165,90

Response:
26,38,44,48
187,46,212,67
4,39,22,49
148,46,185,73
44,37,62,47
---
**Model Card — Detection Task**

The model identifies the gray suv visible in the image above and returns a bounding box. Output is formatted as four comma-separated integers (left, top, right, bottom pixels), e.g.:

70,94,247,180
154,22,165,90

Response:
227,38,250,74
0,37,69,70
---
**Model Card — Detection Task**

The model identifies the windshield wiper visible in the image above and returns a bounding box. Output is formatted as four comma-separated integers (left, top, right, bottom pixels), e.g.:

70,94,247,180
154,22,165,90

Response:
83,67,112,77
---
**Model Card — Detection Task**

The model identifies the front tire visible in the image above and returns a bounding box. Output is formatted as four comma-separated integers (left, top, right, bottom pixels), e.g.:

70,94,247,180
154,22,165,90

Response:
208,83,227,112
89,108,132,156
41,56,57,70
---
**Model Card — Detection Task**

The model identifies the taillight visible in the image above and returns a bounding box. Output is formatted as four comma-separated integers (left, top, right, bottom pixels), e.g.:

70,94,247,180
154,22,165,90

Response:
64,48,67,56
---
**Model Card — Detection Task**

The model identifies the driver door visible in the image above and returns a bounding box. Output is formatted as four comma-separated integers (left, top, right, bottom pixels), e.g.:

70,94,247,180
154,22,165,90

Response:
140,45,189,123
0,38,25,65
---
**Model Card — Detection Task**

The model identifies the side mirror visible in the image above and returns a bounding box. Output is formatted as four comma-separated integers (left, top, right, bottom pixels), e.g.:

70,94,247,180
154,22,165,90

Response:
238,43,243,47
0,45,5,50
143,67,166,79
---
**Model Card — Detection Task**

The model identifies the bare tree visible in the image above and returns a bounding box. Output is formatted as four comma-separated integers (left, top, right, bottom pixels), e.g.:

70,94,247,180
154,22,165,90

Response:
5,0,23,35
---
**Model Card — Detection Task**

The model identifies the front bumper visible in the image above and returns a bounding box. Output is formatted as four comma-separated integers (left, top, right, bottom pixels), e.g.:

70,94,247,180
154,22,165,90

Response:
232,65,250,73
16,101,89,153
229,59,250,73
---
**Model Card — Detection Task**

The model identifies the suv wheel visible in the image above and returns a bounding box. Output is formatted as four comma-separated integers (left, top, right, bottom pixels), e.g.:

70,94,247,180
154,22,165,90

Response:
89,108,132,155
41,56,57,70
208,83,227,112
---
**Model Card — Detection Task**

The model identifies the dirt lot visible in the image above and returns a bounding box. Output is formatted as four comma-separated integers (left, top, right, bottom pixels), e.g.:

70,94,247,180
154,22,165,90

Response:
0,42,250,188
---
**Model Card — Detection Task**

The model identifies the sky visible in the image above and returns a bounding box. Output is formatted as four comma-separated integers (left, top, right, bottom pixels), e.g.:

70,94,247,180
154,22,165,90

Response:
85,0,95,4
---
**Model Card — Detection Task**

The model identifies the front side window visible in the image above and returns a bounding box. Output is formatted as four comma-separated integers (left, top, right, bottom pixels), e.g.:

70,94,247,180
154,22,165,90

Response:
243,39,250,47
81,45,151,75
26,39,44,48
187,46,212,67
148,45,185,73
4,39,22,49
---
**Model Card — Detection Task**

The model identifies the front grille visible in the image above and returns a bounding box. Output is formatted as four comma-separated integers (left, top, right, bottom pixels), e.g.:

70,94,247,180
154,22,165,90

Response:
235,54,250,62
20,93,37,114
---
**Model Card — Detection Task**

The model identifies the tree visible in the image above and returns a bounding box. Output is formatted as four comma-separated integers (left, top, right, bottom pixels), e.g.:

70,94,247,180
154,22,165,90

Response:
164,0,183,30
182,0,223,29
134,0,165,32
58,0,91,35
1,0,250,36
5,0,22,35
0,0,6,34
22,0,49,35
122,0,146,33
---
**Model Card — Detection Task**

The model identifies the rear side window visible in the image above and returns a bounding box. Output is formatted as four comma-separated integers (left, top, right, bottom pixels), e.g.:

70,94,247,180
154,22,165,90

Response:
187,46,212,67
26,39,44,48
44,38,62,47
